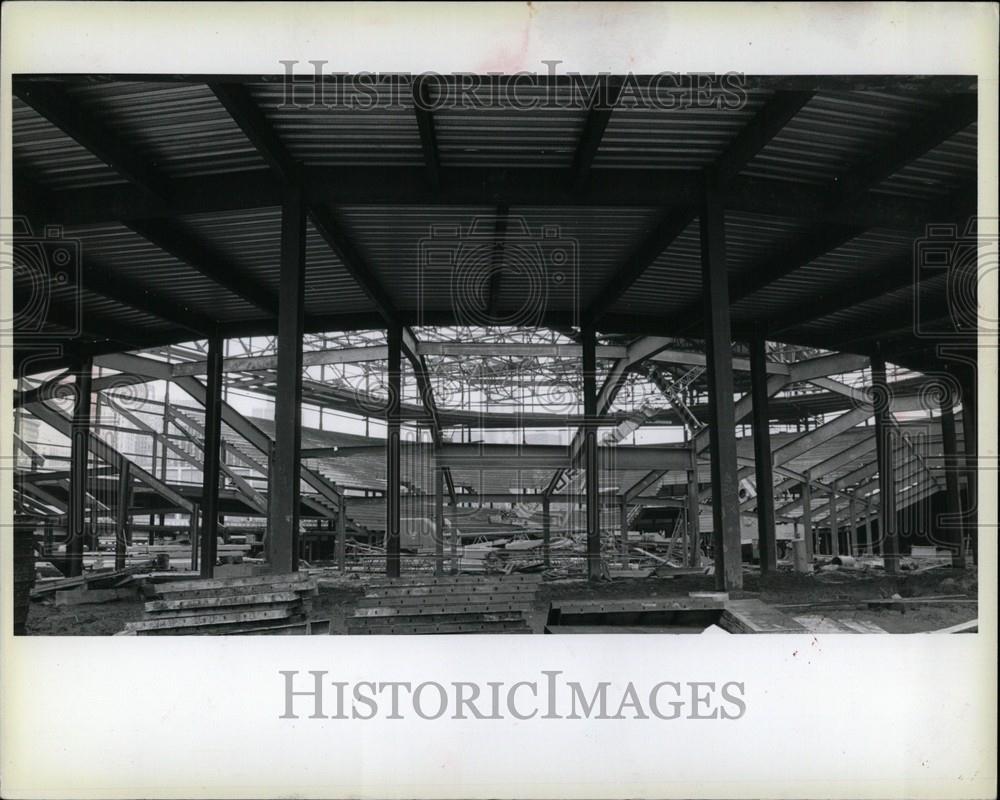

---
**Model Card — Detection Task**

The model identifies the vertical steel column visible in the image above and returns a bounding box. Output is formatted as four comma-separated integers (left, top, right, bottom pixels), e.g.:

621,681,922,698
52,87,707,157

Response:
157,378,171,546
542,495,551,568
450,499,459,575
700,174,742,591
828,484,840,557
267,188,306,574
199,334,224,578
958,369,977,565
434,463,445,577
386,322,402,577
115,461,131,571
940,385,967,568
189,502,199,571
337,494,347,573
67,356,93,578
866,500,876,555
848,493,858,557
749,330,777,572
619,498,629,563
801,475,813,564
686,447,701,568
90,374,103,553
871,351,899,573
582,325,601,579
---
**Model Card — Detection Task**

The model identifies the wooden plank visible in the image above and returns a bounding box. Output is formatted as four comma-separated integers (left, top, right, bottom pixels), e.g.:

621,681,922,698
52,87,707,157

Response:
363,582,539,599
135,614,307,635
31,560,158,597
357,592,536,609
792,615,860,633
129,544,251,552
126,607,298,631
54,588,135,606
150,572,310,594
776,594,973,610
654,566,709,577
350,611,527,628
930,619,978,634
150,580,315,600
363,575,542,589
720,599,807,634
222,622,309,635
839,618,890,634
348,620,531,635
607,568,655,579
551,598,726,615
221,619,330,635
354,601,533,617
145,602,303,620
544,624,705,634
145,591,302,612
633,547,669,564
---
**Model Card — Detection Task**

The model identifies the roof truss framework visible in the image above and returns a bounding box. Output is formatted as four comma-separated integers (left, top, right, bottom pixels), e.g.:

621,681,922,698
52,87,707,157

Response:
11,74,978,569
12,76,977,375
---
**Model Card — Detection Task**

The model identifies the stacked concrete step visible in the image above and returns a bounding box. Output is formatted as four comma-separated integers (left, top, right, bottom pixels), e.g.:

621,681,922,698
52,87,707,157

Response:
123,572,318,635
348,575,542,634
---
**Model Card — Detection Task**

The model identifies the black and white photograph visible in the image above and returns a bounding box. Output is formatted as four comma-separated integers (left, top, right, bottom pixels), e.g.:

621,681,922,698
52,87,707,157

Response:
1,3,996,798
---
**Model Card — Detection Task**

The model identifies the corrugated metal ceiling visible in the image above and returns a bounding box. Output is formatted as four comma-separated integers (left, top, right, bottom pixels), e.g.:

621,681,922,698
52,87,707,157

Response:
10,76,977,372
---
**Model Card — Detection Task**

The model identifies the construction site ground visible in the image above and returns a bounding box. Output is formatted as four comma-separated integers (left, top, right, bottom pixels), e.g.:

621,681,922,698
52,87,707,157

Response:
23,566,977,636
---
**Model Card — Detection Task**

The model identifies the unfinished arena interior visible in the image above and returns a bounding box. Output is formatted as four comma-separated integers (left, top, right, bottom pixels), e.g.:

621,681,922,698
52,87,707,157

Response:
10,73,981,635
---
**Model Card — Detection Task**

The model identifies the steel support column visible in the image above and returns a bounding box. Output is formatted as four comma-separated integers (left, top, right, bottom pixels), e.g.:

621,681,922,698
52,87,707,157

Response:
749,330,777,572
959,369,977,565
619,498,629,561
267,188,306,574
582,326,602,579
871,351,899,573
700,176,742,590
386,322,402,577
542,495,551,568
848,493,858,556
189,503,199,571
940,385,967,568
67,357,93,578
687,449,701,567
336,494,347,573
866,500,877,555
450,499,458,575
434,464,445,577
115,461,131,571
802,474,813,563
828,484,840,557
199,334,224,578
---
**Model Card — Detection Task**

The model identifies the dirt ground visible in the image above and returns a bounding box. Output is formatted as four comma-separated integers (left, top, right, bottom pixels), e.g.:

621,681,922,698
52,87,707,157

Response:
23,566,977,636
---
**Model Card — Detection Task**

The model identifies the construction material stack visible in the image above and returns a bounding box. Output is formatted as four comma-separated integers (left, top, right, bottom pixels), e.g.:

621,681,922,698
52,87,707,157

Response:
348,574,541,634
121,572,319,635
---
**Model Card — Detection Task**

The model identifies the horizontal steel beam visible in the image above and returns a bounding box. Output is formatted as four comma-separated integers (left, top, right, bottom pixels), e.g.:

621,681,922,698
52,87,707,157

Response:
170,345,391,376
21,165,969,233
442,443,691,472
